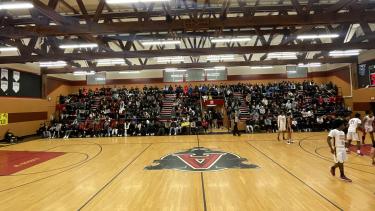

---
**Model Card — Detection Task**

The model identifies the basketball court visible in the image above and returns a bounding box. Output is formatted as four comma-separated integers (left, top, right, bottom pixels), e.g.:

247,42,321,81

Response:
1,0,375,210
0,133,374,210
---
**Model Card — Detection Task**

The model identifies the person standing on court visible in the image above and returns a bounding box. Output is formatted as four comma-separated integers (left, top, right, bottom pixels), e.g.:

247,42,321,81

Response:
361,111,374,145
232,111,241,136
277,111,286,141
347,113,363,155
327,119,352,182
286,113,293,144
362,111,375,165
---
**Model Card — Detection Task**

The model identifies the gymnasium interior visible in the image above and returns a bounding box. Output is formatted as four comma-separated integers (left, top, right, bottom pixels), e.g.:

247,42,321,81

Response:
0,0,375,210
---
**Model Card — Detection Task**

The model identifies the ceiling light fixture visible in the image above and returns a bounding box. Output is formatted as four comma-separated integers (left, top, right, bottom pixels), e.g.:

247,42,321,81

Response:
165,68,186,72
210,37,251,43
157,56,185,63
0,2,34,10
119,71,141,74
96,59,125,65
106,0,170,4
297,34,340,40
251,66,273,69
73,71,95,76
204,66,226,71
39,61,67,68
298,63,322,67
141,40,181,46
268,52,297,59
0,47,18,52
206,55,235,61
329,49,360,57
59,43,98,49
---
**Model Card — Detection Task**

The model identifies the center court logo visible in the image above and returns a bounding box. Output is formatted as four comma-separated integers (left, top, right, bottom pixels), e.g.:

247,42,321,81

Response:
145,147,259,172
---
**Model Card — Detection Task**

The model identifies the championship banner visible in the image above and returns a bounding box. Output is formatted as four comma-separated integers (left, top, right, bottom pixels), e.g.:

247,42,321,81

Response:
1,80,8,92
1,69,8,80
0,113,8,125
12,82,20,93
13,71,20,82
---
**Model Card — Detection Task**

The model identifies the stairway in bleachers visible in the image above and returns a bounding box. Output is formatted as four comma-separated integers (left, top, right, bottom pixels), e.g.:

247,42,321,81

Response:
159,94,176,122
90,97,101,111
233,92,251,121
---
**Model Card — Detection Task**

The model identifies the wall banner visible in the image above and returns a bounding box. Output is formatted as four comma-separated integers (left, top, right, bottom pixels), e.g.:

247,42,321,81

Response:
0,113,8,126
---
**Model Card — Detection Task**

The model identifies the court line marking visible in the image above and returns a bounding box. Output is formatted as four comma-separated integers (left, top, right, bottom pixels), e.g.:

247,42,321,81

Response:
314,146,375,167
77,144,153,211
246,141,343,211
200,173,208,211
1,152,89,176
0,142,103,192
196,132,208,211
298,139,375,175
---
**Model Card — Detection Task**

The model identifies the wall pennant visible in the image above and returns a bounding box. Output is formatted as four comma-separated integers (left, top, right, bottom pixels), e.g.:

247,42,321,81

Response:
1,80,8,92
13,71,20,82
12,82,20,93
1,69,8,80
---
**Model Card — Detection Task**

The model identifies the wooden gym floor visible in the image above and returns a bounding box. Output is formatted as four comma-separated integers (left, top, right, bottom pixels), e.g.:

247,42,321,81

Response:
0,132,374,211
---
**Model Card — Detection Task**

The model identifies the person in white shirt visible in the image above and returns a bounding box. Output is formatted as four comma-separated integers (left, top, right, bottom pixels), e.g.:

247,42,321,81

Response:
327,119,352,182
261,97,268,106
362,111,374,143
277,111,286,141
286,113,293,144
347,113,363,155
362,111,375,165
301,109,308,118
285,101,292,110
124,121,130,137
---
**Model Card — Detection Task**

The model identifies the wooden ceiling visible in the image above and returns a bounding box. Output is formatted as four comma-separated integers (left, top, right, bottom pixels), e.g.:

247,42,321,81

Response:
0,0,374,74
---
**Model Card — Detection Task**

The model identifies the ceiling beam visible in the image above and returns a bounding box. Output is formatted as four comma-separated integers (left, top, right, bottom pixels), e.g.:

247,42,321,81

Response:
32,0,77,25
11,11,375,37
324,0,357,14
7,2,375,26
0,42,372,64
43,57,355,74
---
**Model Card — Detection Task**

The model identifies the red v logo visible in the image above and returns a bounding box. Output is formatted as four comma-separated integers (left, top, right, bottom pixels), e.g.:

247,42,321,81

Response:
176,153,225,170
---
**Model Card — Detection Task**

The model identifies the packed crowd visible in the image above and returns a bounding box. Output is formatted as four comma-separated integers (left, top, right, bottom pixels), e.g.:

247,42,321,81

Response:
39,81,350,139
225,81,350,133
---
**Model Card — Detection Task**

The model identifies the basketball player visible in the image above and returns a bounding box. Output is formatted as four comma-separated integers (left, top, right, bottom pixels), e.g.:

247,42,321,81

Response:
362,111,374,144
362,111,375,165
327,119,352,182
347,113,363,156
277,111,286,141
286,113,293,144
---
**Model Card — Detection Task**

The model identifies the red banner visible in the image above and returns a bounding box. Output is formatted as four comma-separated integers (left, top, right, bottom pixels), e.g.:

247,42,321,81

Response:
203,99,224,106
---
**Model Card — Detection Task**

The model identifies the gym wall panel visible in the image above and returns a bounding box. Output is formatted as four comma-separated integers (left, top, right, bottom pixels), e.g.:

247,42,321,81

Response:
353,88,375,103
0,97,51,138
0,77,72,138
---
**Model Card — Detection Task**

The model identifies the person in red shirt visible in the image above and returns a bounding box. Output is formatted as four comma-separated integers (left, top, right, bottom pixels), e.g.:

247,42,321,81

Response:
318,95,324,105
202,118,209,134
183,85,188,95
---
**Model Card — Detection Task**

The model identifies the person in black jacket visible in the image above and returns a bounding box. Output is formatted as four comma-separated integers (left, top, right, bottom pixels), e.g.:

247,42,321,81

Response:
4,130,17,143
